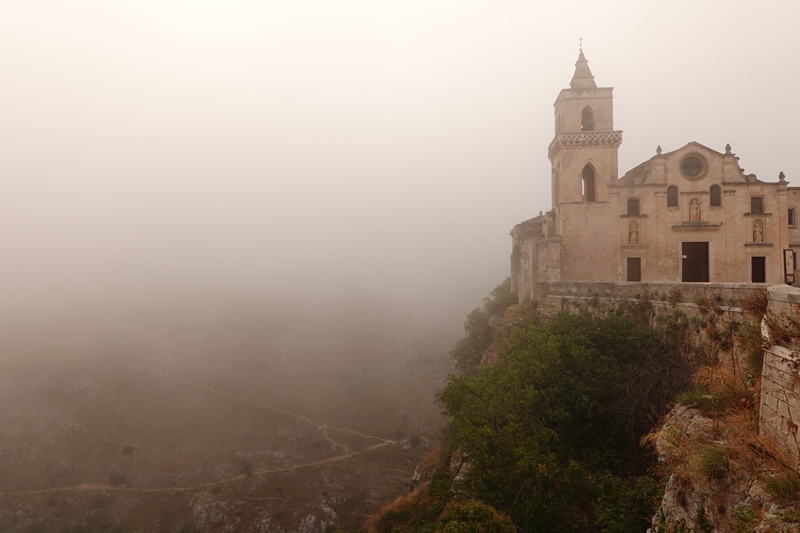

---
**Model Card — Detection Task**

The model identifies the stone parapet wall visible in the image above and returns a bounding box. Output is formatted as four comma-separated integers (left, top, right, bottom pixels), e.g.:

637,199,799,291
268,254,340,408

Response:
760,285,800,469
536,280,765,319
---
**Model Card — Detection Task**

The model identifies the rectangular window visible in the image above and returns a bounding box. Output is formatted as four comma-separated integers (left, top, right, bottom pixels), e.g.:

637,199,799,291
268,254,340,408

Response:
751,197,764,215
752,257,766,283
789,208,796,227
627,258,641,282
627,198,640,216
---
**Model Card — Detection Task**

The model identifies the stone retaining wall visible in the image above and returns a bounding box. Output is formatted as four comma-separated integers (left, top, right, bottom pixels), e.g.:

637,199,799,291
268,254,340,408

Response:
760,285,800,469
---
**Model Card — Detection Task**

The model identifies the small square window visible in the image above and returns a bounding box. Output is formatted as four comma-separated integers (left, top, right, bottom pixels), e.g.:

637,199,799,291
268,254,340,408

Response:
751,197,764,215
627,198,640,216
789,208,796,227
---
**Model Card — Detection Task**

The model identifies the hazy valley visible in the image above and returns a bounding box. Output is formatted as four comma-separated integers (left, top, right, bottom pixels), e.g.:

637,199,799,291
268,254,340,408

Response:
0,305,453,533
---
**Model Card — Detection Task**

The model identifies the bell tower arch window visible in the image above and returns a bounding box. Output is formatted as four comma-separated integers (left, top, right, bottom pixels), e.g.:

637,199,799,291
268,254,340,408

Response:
581,106,595,131
667,186,679,207
582,164,596,202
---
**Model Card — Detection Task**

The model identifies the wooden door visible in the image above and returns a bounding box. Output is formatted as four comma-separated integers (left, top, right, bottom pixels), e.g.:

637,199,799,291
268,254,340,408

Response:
682,242,709,282
751,257,766,283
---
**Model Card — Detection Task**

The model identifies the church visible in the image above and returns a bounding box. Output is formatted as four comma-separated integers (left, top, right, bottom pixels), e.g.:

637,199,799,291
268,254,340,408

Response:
511,51,800,302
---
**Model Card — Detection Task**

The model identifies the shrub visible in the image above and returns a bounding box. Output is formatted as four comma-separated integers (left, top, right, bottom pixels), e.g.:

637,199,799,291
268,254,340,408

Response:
696,295,714,315
667,287,683,304
439,309,679,531
741,290,768,318
433,500,515,533
694,500,713,533
449,308,492,375
676,386,715,412
209,486,222,495
410,434,422,447
740,323,765,376
764,308,800,349
696,444,729,478
122,445,134,455
677,380,749,417
733,501,763,532
779,507,800,522
483,278,517,318
450,279,519,375
762,471,800,503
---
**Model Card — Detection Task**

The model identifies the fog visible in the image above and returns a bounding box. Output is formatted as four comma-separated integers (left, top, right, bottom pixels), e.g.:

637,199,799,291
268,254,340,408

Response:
1,0,798,330
3,3,800,531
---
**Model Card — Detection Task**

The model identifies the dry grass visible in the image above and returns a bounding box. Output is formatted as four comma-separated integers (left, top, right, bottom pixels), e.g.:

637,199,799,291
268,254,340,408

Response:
415,446,442,482
695,443,730,478
677,365,753,418
364,483,430,533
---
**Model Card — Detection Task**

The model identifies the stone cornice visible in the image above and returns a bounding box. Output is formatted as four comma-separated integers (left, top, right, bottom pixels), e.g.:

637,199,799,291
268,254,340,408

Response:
548,131,623,159
671,222,721,231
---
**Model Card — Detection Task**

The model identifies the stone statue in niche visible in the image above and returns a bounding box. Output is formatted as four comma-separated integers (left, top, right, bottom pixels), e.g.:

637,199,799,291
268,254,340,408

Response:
753,220,764,242
628,221,639,244
689,199,701,222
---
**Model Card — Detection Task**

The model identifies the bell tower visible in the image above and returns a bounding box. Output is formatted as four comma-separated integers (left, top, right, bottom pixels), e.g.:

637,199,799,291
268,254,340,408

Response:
548,51,622,281
550,51,621,207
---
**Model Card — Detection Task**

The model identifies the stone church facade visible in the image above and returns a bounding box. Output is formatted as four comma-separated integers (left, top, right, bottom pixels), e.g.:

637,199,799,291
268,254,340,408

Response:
511,51,800,302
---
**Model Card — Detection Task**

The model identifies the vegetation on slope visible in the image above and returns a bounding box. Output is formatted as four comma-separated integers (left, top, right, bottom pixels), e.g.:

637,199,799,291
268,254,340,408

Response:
448,279,516,375
375,291,692,533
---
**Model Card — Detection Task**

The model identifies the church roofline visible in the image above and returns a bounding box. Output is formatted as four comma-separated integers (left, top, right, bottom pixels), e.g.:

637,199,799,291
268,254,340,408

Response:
616,140,786,186
657,141,725,158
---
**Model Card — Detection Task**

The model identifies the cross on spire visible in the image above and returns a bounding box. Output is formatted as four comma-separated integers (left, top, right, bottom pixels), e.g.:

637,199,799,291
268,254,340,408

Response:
579,37,582,52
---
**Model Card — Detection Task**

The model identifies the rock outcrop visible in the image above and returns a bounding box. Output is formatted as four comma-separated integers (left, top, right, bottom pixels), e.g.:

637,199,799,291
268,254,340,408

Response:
647,404,799,532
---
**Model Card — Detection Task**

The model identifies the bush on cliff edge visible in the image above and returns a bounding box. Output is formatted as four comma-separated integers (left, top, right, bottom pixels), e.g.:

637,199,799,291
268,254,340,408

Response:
437,308,688,532
449,279,517,375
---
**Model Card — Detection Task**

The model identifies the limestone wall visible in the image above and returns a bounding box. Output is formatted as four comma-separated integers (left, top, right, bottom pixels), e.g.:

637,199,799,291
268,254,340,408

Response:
535,280,765,321
760,285,800,469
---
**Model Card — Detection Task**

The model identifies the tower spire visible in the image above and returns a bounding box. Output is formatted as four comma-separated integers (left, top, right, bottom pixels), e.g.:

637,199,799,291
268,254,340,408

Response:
570,48,597,89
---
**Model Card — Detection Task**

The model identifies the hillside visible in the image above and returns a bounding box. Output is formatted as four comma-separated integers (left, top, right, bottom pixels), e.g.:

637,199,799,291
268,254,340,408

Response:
0,310,452,533
370,287,800,533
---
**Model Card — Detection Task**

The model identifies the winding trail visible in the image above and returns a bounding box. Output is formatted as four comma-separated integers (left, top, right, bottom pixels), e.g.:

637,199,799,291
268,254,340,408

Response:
0,364,408,497
171,366,390,450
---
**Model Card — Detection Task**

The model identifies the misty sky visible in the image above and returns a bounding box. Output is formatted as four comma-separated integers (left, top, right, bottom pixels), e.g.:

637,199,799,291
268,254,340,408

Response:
1,1,798,327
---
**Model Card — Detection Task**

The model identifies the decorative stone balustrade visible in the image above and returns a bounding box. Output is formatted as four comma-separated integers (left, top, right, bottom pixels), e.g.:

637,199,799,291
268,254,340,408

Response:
517,214,544,236
548,130,623,158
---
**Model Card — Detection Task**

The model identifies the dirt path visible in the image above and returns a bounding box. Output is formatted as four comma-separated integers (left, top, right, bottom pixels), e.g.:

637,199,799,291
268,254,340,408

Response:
0,365,406,497
172,366,391,450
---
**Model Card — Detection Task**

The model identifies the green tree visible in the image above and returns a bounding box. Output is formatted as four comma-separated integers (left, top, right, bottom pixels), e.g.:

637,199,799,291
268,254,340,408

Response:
449,279,517,375
483,278,516,319
439,309,684,532
449,308,492,375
